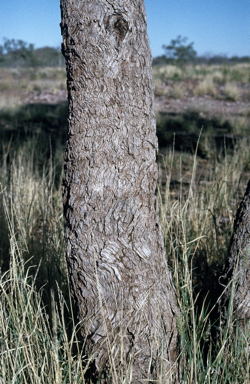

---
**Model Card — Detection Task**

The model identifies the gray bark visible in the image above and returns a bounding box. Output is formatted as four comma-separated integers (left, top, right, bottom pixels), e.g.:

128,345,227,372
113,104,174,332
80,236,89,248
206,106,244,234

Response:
60,0,180,380
221,180,250,332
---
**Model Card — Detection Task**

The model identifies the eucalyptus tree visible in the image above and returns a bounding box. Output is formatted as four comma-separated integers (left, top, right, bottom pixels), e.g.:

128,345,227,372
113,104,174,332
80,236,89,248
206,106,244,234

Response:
60,0,180,380
221,180,250,333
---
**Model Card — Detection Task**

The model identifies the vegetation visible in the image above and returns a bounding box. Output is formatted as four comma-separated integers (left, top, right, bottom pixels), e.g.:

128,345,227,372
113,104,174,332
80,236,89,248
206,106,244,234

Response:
0,38,64,68
1,130,250,383
162,35,197,65
1,37,249,69
0,53,250,381
153,61,250,156
154,35,250,66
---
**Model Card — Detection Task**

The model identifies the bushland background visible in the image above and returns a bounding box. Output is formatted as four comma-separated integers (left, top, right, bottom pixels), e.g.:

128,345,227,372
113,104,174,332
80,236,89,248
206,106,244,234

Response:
0,37,250,383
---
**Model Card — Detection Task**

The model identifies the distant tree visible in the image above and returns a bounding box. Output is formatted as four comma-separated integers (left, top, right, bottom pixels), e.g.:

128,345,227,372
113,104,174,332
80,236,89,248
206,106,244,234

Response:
207,54,228,65
0,45,4,65
162,35,196,65
237,56,250,63
0,38,37,67
2,38,33,55
0,38,64,68
152,55,167,66
35,46,64,67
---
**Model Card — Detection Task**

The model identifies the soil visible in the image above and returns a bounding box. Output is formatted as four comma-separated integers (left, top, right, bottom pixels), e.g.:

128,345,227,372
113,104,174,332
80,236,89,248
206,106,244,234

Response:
23,89,68,105
154,94,250,121
21,89,250,192
23,88,250,128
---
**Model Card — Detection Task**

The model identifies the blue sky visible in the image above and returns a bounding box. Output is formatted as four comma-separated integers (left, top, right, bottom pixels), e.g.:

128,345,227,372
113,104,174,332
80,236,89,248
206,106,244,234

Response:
1,0,250,58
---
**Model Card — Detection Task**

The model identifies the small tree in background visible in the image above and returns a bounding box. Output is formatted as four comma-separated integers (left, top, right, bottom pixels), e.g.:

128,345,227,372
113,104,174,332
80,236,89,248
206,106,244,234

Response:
0,38,64,68
162,35,196,65
0,38,37,68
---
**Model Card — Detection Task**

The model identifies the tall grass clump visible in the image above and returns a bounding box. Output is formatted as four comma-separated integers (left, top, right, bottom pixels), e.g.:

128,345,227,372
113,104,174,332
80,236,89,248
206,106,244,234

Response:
224,82,240,101
0,223,88,383
0,140,180,383
1,134,250,382
194,77,217,97
0,139,66,295
158,136,250,383
0,140,94,383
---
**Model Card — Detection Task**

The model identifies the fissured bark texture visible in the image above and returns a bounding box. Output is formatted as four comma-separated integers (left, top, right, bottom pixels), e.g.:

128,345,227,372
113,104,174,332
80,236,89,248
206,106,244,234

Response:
221,180,250,332
60,0,180,380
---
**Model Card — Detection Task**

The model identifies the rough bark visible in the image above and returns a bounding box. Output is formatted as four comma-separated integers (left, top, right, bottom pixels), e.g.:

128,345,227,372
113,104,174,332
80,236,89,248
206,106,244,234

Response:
60,0,180,380
220,180,250,332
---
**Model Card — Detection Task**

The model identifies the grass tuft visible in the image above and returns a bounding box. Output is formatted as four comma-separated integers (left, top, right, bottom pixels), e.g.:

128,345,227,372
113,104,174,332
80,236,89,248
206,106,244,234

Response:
1,61,250,381
194,77,217,97
0,136,249,382
224,82,240,101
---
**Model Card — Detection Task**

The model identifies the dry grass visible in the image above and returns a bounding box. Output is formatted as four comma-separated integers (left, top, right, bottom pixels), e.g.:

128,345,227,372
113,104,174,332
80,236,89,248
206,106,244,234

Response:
224,82,240,101
194,77,217,97
170,83,186,99
155,64,183,81
158,137,250,383
154,78,170,96
0,67,66,104
0,143,88,383
0,136,250,382
152,63,250,102
1,63,249,105
0,62,250,382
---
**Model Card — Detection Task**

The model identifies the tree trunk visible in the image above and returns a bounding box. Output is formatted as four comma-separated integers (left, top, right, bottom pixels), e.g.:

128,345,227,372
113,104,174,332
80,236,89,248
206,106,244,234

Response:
220,180,250,333
60,0,180,380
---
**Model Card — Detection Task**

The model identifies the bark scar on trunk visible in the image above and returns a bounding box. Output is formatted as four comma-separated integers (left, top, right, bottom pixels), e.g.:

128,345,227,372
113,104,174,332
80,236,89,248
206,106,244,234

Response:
106,14,129,41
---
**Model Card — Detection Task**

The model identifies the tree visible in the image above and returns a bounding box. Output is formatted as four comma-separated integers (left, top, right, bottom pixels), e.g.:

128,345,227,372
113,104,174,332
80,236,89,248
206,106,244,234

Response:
60,0,180,381
220,180,250,333
162,35,196,65
0,38,37,67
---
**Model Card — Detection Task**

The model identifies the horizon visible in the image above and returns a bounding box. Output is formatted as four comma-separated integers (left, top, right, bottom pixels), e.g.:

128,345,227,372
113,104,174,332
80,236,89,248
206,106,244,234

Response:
1,0,250,59
2,40,249,60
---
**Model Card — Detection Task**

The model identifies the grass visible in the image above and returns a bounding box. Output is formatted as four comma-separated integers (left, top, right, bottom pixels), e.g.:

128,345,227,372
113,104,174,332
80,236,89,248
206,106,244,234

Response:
0,62,250,382
152,62,250,103
224,82,240,101
0,142,88,383
0,67,66,92
0,64,249,151
153,62,250,150
0,134,250,382
194,77,217,97
153,62,250,86
1,62,249,105
170,83,186,99
158,137,250,383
